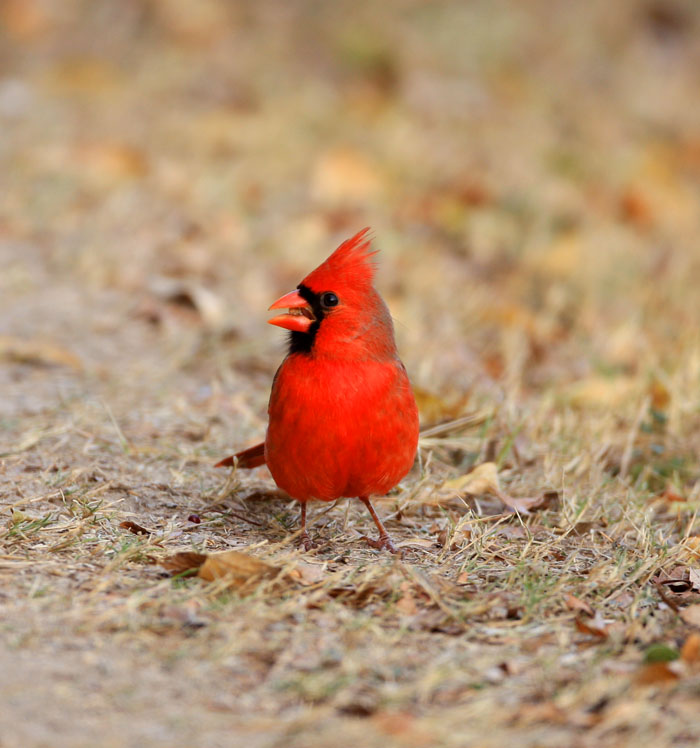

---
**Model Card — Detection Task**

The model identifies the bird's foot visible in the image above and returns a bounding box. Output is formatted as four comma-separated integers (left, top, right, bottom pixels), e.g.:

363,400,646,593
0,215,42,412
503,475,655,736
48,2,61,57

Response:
299,531,317,552
363,533,399,554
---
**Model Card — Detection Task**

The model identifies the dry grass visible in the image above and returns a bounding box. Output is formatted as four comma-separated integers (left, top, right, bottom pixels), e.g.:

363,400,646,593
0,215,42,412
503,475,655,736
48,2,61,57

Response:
2,1,700,746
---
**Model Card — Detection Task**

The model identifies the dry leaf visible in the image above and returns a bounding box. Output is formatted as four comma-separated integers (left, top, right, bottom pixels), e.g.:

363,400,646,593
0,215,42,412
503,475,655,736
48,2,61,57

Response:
162,552,208,575
119,520,153,536
574,612,609,639
681,633,700,664
684,537,700,558
565,594,595,618
149,277,226,328
496,491,552,513
396,581,418,615
76,142,147,181
444,463,552,513
412,387,470,426
287,562,325,586
444,462,501,495
680,604,700,628
689,568,700,591
0,335,82,369
649,379,671,411
198,550,278,588
655,566,700,595
658,487,685,503
635,662,681,685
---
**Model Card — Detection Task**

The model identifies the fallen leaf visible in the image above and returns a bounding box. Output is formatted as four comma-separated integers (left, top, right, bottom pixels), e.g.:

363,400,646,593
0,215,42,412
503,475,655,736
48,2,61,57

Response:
496,491,553,513
161,552,208,575
119,520,152,536
443,463,554,513
412,387,470,426
684,537,700,558
396,581,418,615
574,612,609,639
658,486,685,503
560,521,602,536
634,662,681,685
0,335,82,369
198,550,278,588
444,462,500,495
149,277,226,328
680,633,700,664
689,568,700,591
287,561,325,586
649,379,671,411
680,604,700,628
565,594,595,618
655,566,700,595
76,142,148,182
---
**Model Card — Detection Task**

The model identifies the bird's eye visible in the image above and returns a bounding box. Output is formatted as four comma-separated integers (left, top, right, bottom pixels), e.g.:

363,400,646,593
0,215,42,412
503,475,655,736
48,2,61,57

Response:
321,292,339,308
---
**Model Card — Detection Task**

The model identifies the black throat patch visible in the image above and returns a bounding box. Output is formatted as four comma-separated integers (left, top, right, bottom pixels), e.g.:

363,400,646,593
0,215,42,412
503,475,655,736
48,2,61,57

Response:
288,284,324,355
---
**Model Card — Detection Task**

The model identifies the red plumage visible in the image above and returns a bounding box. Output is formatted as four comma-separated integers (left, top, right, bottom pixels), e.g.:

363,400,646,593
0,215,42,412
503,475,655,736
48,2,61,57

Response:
217,229,419,552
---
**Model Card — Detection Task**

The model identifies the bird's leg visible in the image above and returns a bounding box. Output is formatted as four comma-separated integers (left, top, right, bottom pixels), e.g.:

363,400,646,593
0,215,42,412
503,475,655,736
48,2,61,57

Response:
359,496,398,554
299,501,316,551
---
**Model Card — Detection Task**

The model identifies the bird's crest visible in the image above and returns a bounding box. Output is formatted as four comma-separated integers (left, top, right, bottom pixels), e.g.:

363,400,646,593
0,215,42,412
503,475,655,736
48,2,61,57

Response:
301,228,377,292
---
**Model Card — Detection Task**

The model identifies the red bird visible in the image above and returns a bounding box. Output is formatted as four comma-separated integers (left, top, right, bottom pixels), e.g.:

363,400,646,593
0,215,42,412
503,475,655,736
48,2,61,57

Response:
216,229,419,552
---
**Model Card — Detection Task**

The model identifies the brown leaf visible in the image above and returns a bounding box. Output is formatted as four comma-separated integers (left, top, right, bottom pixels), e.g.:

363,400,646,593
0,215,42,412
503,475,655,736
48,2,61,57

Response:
287,562,325,586
496,491,553,513
198,550,278,589
574,612,609,639
680,604,700,628
658,486,685,503
649,379,671,411
635,662,681,686
684,537,700,558
412,387,470,426
161,552,208,575
119,520,152,536
0,335,82,369
681,633,700,665
689,568,700,592
76,142,148,181
149,277,226,328
655,566,699,595
564,521,602,536
396,581,418,616
565,594,595,618
444,462,500,495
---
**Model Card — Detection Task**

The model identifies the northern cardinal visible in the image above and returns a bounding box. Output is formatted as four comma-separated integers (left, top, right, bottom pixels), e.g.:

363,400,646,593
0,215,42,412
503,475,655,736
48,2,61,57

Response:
216,229,419,552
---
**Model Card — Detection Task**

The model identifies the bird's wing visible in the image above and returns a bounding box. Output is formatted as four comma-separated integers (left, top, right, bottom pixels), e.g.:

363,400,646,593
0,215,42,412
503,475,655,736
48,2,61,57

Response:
214,442,266,469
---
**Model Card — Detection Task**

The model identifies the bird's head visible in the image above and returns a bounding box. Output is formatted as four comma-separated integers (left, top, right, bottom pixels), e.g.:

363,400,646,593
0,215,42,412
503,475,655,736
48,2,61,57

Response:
268,228,397,359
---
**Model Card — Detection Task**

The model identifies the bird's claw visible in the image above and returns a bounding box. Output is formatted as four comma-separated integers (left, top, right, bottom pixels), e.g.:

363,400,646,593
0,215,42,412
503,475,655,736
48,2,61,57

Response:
362,533,399,555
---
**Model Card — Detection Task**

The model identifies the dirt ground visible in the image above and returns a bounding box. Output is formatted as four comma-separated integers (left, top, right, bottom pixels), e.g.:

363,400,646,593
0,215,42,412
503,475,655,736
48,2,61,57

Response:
2,1,700,746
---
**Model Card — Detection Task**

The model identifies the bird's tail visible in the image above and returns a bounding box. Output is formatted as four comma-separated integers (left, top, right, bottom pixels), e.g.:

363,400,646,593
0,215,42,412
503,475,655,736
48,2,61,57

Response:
214,442,266,469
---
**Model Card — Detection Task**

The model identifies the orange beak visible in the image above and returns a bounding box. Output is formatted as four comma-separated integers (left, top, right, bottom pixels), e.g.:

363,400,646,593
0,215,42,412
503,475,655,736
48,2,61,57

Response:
268,290,316,333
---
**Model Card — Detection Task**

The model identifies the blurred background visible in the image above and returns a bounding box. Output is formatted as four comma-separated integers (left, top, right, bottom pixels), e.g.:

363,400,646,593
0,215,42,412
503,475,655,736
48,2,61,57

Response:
1,0,700,446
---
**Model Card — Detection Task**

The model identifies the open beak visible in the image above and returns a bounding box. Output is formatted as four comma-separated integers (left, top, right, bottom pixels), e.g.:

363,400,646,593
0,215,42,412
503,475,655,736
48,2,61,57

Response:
268,290,316,333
